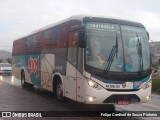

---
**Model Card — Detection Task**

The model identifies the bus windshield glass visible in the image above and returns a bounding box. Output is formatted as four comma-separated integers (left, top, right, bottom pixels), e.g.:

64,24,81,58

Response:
85,22,150,73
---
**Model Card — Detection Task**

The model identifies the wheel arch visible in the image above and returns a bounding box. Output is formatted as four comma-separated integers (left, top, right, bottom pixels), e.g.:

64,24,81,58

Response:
52,72,64,93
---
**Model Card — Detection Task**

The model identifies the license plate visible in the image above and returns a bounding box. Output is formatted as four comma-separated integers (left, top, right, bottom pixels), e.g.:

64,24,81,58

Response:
106,84,120,89
117,100,129,105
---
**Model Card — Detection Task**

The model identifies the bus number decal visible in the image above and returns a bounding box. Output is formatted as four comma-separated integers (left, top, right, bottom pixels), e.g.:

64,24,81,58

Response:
28,56,39,77
55,66,63,71
134,82,143,87
133,81,143,88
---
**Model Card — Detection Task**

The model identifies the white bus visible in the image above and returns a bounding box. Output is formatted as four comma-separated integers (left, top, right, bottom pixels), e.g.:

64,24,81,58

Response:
12,15,152,105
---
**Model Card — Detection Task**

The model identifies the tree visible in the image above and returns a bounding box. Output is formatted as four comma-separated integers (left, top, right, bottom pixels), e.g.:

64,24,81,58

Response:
6,58,12,64
0,59,2,63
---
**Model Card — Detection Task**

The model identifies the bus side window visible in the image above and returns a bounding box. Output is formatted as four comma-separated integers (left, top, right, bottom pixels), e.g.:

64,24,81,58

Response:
32,34,41,48
43,27,61,45
53,27,61,44
25,34,41,49
67,30,79,66
44,29,53,43
25,37,33,49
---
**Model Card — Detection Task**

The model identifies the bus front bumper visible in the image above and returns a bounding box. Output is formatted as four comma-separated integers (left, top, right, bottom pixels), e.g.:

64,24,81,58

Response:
84,86,151,104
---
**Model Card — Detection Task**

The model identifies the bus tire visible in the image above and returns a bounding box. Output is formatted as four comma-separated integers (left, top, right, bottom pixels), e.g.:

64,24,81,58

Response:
56,80,65,101
21,71,27,87
21,71,34,88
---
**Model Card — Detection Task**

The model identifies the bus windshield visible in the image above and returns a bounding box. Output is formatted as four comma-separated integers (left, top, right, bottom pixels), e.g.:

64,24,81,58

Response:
85,22,150,73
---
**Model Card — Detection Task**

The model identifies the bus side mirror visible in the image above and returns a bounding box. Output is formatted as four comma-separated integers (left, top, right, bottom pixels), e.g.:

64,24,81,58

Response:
147,31,150,40
79,29,86,48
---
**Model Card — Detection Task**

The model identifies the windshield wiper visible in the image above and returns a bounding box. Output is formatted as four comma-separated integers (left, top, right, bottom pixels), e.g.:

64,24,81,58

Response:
104,33,118,73
136,34,143,75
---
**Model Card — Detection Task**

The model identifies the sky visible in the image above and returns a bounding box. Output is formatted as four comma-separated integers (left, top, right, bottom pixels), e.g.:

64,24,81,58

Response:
0,0,160,51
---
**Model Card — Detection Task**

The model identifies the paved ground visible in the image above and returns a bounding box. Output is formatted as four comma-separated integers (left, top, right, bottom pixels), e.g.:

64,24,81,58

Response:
0,76,142,120
1,75,160,120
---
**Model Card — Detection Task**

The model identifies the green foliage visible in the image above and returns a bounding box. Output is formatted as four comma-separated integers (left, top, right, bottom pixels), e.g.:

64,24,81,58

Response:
154,69,158,73
152,63,159,74
152,63,158,68
154,70,158,73
152,79,160,93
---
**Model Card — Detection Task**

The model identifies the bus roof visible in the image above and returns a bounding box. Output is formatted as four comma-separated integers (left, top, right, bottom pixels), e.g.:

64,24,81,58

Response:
32,15,145,32
14,15,145,41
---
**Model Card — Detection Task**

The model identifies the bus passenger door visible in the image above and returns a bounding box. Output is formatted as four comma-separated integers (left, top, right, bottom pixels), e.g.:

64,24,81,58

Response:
65,30,79,100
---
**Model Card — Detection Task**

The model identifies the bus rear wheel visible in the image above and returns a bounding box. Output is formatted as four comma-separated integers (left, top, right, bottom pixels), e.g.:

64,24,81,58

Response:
56,81,65,101
21,71,34,88
21,71,27,87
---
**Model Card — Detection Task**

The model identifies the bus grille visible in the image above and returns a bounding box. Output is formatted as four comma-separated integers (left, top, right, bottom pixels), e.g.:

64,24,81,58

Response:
106,89,139,92
103,94,140,103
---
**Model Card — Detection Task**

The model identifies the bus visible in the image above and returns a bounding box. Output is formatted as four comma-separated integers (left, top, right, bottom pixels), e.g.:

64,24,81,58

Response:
12,15,152,105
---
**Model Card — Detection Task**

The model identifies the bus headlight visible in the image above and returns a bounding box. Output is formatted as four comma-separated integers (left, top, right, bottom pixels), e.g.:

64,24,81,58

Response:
142,80,152,90
87,79,103,90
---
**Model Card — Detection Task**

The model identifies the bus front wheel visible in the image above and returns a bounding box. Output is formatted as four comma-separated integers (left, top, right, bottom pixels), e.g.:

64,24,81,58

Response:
56,80,65,101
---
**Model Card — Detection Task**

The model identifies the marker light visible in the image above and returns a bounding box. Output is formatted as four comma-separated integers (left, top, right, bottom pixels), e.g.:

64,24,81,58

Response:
86,96,96,102
89,97,93,102
146,96,151,101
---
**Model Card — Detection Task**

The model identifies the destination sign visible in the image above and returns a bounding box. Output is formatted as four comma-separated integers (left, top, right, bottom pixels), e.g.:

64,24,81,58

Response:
86,22,116,31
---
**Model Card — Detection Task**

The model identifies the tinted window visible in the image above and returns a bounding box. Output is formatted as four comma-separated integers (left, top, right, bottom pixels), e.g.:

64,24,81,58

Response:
67,30,79,66
43,27,62,45
44,29,53,43
25,34,41,49
53,27,61,44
